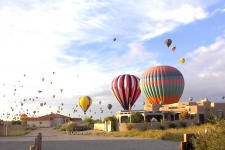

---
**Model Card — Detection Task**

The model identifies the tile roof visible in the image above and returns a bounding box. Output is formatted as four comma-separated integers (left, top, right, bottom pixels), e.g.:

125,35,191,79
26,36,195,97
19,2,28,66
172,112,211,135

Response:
26,113,82,121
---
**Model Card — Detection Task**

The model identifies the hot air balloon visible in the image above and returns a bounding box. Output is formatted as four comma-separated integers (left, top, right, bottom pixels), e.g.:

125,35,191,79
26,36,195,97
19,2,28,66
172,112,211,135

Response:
171,46,176,52
111,74,141,110
140,65,185,104
60,89,63,92
42,78,45,81
180,58,185,64
189,97,193,101
222,96,225,99
142,102,145,105
53,95,55,98
78,96,92,114
165,39,172,47
107,104,112,110
113,38,116,41
99,101,101,104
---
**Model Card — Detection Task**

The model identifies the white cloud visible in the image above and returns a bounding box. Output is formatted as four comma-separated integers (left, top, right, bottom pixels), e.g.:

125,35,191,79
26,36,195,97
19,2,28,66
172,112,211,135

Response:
180,37,225,101
0,0,222,120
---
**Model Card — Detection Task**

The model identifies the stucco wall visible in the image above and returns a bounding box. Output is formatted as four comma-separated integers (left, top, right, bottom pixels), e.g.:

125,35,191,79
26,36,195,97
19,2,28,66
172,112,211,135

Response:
27,120,52,127
94,123,105,131
117,118,198,132
0,124,27,136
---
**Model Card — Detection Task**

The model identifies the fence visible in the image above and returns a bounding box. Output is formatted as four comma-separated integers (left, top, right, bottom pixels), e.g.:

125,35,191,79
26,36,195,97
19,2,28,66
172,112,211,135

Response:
0,124,27,136
29,133,42,150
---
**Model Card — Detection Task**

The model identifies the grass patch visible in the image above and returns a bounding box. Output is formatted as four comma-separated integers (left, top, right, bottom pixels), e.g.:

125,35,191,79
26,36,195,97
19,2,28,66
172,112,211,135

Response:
85,123,213,142
10,129,33,136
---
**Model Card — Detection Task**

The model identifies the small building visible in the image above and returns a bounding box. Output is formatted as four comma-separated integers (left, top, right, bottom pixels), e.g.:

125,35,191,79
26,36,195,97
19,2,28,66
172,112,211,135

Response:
27,113,82,127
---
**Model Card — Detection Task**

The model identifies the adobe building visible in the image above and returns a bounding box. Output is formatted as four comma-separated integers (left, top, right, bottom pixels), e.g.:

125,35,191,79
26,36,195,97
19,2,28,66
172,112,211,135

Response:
116,97,225,124
26,113,82,127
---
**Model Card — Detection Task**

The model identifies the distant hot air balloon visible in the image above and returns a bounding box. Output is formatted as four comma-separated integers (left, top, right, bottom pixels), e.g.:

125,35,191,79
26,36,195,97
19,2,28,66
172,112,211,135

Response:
140,65,185,104
165,39,172,47
42,78,45,81
53,95,55,98
189,97,193,101
107,104,112,110
222,96,225,99
99,101,101,104
60,89,63,92
111,74,141,110
142,102,145,105
78,96,92,114
171,46,176,52
180,58,185,64
113,38,116,41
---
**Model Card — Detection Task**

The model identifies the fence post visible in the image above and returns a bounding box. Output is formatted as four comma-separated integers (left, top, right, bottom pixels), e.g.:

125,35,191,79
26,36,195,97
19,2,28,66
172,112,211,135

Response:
29,145,36,150
179,133,195,150
37,133,42,150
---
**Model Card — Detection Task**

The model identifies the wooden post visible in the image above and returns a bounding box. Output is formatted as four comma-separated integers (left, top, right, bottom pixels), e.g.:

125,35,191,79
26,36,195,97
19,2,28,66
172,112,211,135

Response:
37,133,42,150
30,145,36,150
182,134,195,150
179,142,187,150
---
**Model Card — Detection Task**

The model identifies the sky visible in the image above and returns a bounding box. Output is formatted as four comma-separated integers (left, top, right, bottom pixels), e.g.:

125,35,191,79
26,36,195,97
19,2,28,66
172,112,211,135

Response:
0,0,225,121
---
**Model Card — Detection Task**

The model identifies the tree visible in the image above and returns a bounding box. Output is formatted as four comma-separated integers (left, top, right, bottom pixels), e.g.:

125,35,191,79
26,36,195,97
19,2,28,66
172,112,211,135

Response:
179,110,190,120
207,110,217,124
83,117,95,129
104,116,117,131
128,112,144,123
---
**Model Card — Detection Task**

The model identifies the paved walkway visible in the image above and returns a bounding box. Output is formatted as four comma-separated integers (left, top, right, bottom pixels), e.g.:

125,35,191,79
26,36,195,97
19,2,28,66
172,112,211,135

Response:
0,128,180,150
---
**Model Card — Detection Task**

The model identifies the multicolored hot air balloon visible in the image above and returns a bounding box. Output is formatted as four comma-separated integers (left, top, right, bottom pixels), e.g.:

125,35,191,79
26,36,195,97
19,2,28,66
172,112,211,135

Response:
78,96,92,114
140,65,185,104
165,39,172,47
111,74,141,110
107,104,112,110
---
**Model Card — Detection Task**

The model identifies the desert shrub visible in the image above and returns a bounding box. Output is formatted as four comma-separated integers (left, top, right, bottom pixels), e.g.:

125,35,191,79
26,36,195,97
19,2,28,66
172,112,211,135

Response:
159,125,165,130
126,124,134,130
192,120,225,150
180,122,187,128
169,123,177,129
151,117,158,122
11,120,21,125
206,110,217,124
179,111,190,120
65,122,76,132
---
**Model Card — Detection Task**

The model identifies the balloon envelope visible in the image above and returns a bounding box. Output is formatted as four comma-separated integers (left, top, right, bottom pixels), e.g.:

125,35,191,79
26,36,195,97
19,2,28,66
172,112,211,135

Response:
107,104,112,110
165,39,172,47
140,65,185,104
111,74,141,110
180,58,185,64
78,96,92,114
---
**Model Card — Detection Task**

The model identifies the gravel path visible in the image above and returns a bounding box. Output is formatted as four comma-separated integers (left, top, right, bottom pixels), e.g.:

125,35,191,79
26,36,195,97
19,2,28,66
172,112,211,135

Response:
0,128,180,150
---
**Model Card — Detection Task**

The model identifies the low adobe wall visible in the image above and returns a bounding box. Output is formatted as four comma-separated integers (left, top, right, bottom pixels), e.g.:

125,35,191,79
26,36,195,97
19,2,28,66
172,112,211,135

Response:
94,123,105,131
117,118,198,132
0,124,27,136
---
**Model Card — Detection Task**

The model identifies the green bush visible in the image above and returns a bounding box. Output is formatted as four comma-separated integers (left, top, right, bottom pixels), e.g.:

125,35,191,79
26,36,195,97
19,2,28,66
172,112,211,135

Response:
192,120,225,150
180,122,187,128
169,123,177,129
65,122,76,132
159,125,165,130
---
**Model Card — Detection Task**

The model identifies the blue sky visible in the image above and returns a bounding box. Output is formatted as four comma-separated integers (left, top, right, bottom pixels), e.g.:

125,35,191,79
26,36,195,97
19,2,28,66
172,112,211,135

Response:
0,0,225,120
